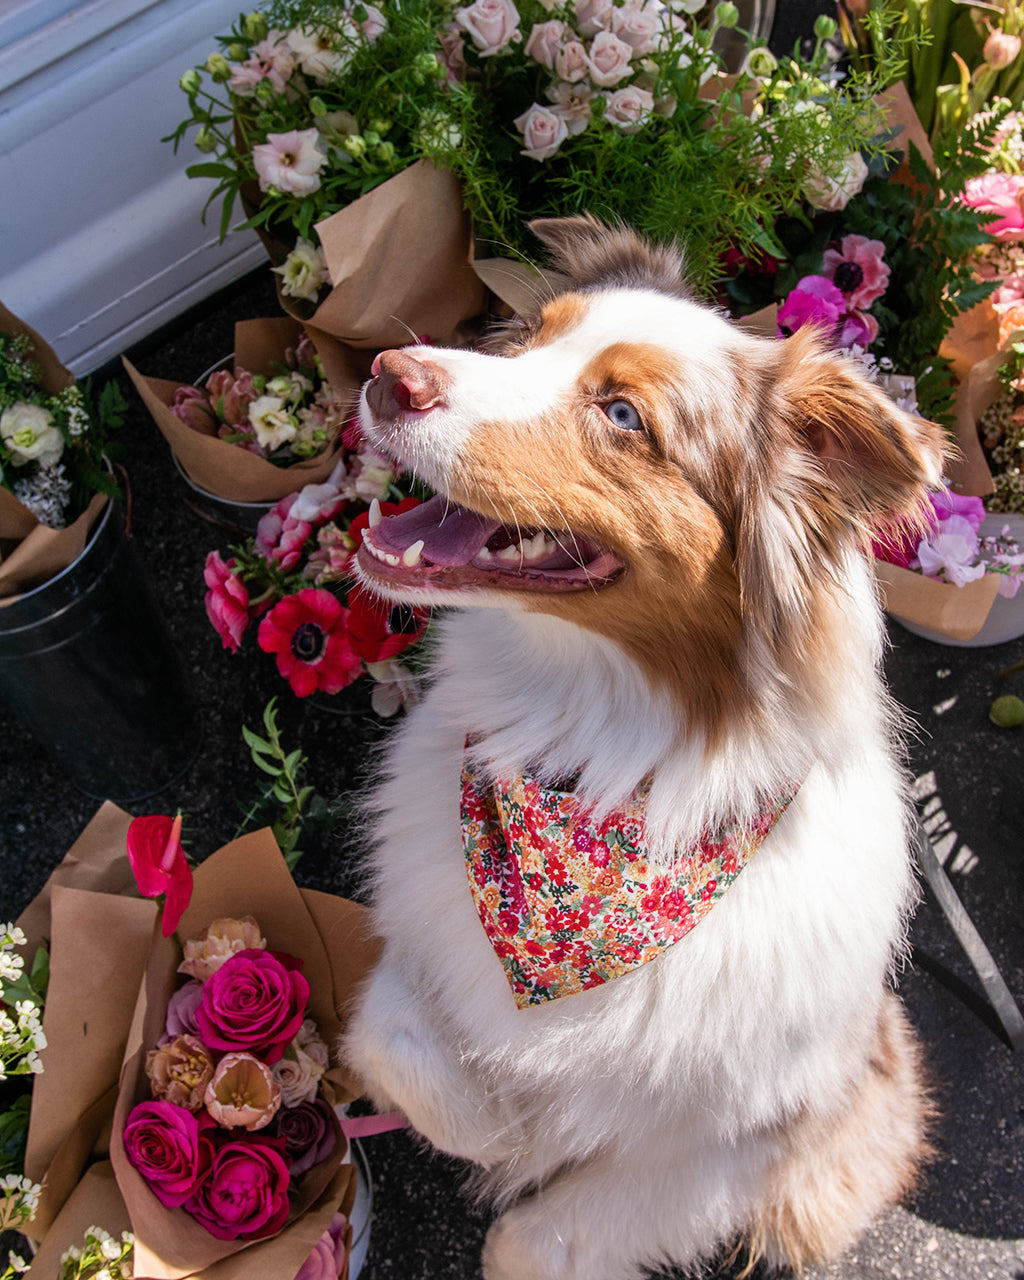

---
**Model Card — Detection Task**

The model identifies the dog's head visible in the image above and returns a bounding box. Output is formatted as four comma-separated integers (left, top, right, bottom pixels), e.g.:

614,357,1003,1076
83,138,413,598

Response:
357,216,945,735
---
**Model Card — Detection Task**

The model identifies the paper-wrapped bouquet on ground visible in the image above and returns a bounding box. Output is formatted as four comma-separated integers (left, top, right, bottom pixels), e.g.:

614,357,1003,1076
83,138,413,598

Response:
0,301,124,604
12,803,380,1280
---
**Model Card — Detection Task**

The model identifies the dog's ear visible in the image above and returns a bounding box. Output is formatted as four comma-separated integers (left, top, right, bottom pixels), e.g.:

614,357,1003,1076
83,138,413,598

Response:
529,215,691,298
734,328,947,637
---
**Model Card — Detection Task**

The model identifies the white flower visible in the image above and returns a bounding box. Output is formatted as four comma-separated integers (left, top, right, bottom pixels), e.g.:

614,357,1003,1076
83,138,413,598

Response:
12,463,72,529
804,150,868,212
247,396,297,452
1,402,64,467
252,129,327,196
273,238,330,303
916,516,989,588
367,659,421,716
284,27,353,82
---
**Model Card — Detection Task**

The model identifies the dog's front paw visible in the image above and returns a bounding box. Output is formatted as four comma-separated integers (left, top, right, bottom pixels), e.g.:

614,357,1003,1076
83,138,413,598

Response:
483,1200,573,1280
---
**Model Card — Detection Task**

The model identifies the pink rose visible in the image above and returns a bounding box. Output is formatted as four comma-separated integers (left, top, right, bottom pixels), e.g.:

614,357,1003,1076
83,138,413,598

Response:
438,23,468,80
294,1213,349,1280
162,979,204,1043
525,19,568,68
963,172,1024,240
185,1130,291,1241
194,949,310,1065
610,0,663,54
204,551,253,654
554,40,589,83
575,0,614,36
586,29,634,85
276,1096,337,1177
171,385,216,434
514,103,570,161
123,1100,209,1208
602,84,654,132
454,0,521,55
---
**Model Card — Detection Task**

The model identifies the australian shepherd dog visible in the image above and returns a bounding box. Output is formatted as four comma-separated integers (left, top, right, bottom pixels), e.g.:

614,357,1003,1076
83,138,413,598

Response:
342,216,939,1280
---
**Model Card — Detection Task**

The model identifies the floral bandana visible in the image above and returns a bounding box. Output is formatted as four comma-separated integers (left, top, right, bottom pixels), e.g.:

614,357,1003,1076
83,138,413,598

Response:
461,754,798,1008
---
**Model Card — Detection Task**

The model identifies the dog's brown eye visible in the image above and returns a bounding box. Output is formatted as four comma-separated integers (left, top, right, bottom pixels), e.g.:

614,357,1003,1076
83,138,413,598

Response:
603,399,643,432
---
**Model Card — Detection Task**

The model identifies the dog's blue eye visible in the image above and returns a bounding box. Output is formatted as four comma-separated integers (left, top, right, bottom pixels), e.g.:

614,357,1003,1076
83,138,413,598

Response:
603,400,642,432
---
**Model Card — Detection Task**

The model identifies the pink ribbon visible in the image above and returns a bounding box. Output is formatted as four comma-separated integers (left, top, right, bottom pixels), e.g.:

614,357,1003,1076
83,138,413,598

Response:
341,1110,408,1139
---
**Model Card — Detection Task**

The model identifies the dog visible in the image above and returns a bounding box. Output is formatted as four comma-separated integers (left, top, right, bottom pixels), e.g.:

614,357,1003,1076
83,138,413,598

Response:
342,216,941,1280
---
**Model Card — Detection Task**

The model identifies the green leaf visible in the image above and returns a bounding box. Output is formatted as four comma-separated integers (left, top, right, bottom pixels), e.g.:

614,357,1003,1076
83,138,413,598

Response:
242,726,275,756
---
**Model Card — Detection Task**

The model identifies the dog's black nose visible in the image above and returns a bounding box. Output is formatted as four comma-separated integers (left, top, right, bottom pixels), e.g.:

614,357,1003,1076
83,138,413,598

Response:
367,350,448,416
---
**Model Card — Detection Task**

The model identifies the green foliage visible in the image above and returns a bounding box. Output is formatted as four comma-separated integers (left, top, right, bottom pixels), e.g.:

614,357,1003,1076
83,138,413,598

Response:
237,698,345,868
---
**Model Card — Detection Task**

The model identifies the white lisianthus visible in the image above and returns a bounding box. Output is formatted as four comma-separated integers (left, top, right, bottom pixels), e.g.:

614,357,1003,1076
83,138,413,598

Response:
284,27,353,82
805,150,869,212
247,396,298,451
1,402,64,466
252,129,327,196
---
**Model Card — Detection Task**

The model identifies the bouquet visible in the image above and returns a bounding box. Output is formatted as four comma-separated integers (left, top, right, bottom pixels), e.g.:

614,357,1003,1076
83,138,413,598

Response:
0,323,123,532
205,438,430,714
169,0,908,303
171,327,342,466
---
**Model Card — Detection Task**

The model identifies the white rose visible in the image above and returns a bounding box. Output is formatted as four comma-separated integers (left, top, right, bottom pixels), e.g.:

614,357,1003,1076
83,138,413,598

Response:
454,0,521,55
0,403,64,467
602,84,655,131
805,150,869,212
586,29,635,86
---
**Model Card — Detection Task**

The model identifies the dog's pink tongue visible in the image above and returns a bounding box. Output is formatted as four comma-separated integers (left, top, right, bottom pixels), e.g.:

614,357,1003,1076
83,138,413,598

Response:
373,494,500,566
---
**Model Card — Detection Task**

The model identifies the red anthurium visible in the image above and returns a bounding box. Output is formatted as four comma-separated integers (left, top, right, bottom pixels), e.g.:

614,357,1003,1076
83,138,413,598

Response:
127,813,193,937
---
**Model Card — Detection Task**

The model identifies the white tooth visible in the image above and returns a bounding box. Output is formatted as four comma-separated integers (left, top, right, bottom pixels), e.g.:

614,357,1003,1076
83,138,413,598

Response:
368,498,382,528
497,545,522,563
477,546,493,561
384,551,399,567
402,539,424,568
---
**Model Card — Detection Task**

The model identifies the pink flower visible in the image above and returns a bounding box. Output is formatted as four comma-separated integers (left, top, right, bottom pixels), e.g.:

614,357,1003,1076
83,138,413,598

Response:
575,0,614,36
179,916,267,982
991,275,1024,313
255,493,313,572
836,308,878,349
610,0,664,54
554,42,589,84
349,2,387,40
984,28,1021,70
821,235,890,310
257,589,363,697
525,19,568,68
276,1096,337,1177
146,1035,215,1111
294,1212,349,1280
185,1130,291,1241
123,1099,209,1208
454,0,521,55
931,487,986,532
230,31,296,96
586,29,634,86
514,103,570,161
601,85,654,132
204,1052,282,1130
963,172,1024,241
205,368,257,426
204,551,254,653
127,813,192,938
171,385,217,434
777,276,845,338
162,980,204,1043
195,948,310,1065
253,129,327,197
548,81,594,133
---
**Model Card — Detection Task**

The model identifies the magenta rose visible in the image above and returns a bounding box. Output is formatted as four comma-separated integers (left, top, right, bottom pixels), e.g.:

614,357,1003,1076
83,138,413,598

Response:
275,1096,337,1177
185,1130,291,1240
123,1099,210,1208
194,949,310,1064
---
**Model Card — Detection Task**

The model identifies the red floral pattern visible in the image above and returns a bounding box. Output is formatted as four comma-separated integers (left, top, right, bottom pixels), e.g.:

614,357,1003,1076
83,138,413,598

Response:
461,755,797,1007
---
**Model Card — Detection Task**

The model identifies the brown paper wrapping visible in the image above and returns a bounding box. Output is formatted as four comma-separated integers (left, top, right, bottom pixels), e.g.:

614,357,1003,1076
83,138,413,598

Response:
16,806,379,1279
0,303,112,602
874,559,1002,641
123,318,346,504
109,827,379,1279
296,161,486,352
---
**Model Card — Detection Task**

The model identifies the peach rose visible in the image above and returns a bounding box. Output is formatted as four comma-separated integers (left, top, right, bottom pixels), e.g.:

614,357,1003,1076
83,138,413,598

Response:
179,916,267,982
514,103,570,160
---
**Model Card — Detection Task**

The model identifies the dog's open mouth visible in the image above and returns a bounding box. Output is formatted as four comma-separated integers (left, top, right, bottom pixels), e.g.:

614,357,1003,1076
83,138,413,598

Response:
357,494,625,594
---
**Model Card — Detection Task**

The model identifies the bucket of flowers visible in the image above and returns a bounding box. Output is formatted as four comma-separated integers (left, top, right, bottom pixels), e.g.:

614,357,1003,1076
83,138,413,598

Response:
124,318,357,531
